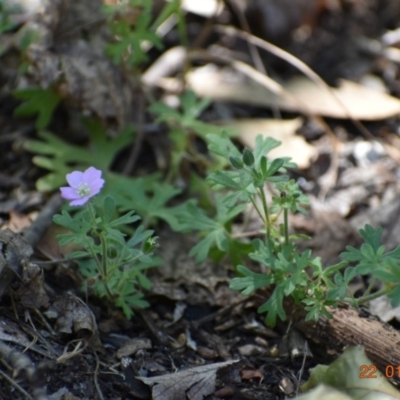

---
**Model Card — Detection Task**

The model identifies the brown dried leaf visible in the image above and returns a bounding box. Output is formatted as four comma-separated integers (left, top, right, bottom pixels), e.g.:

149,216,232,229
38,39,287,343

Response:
17,261,50,309
48,294,97,337
152,228,240,307
137,360,238,400
117,338,152,359
7,210,32,233
0,229,33,297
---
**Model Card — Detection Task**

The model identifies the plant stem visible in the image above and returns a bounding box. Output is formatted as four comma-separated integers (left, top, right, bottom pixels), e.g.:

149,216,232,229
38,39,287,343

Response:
346,287,391,306
283,208,289,245
363,277,376,297
249,197,264,226
87,202,114,300
258,188,271,240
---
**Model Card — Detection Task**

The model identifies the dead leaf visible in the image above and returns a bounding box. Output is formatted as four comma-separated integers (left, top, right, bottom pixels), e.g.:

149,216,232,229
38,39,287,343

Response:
369,296,400,323
0,229,33,298
137,360,238,400
240,367,264,380
152,227,241,307
8,209,32,233
283,77,400,120
181,0,224,17
117,338,152,359
0,316,32,348
187,65,400,120
48,294,97,337
16,261,50,309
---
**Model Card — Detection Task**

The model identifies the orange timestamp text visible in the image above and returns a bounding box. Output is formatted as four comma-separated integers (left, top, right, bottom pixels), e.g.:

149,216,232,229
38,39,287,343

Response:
360,365,400,379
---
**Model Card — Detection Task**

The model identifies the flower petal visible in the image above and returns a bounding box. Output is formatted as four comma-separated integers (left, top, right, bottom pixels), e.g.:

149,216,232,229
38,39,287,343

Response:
70,196,90,206
83,167,102,183
66,171,83,187
89,179,105,195
60,187,79,200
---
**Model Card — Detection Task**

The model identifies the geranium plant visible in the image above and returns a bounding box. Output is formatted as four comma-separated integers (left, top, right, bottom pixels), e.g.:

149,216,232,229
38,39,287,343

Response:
182,133,400,326
53,167,160,319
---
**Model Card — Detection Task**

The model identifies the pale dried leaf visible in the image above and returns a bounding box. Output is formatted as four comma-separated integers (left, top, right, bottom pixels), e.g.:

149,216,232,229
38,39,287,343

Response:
369,296,400,323
283,77,400,120
181,0,224,17
187,65,400,120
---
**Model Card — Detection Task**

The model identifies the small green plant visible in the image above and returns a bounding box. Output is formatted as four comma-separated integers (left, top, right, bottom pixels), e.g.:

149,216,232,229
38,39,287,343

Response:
13,87,62,130
183,132,400,326
150,90,237,182
53,167,160,319
24,120,135,191
0,0,19,36
103,0,181,68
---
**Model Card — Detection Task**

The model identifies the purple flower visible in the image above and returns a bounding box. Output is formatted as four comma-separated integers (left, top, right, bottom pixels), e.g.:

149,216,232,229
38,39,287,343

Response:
60,167,105,206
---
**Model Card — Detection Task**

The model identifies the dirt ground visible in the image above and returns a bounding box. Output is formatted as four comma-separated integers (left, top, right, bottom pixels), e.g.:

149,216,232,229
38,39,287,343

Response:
2,0,400,399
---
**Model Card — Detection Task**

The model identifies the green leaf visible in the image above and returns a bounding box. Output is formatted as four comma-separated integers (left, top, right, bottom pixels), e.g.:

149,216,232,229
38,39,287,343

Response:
14,87,62,129
258,285,286,327
388,285,400,307
253,135,281,164
24,123,134,191
0,2,20,36
266,158,284,177
114,176,183,228
137,271,152,290
181,90,210,120
242,148,254,166
53,211,77,231
340,246,363,263
189,230,225,263
359,224,382,252
127,226,154,248
108,211,140,228
151,0,180,30
176,195,246,263
97,195,116,223
230,156,244,169
230,265,275,295
206,132,241,160
207,170,242,190
260,156,268,177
